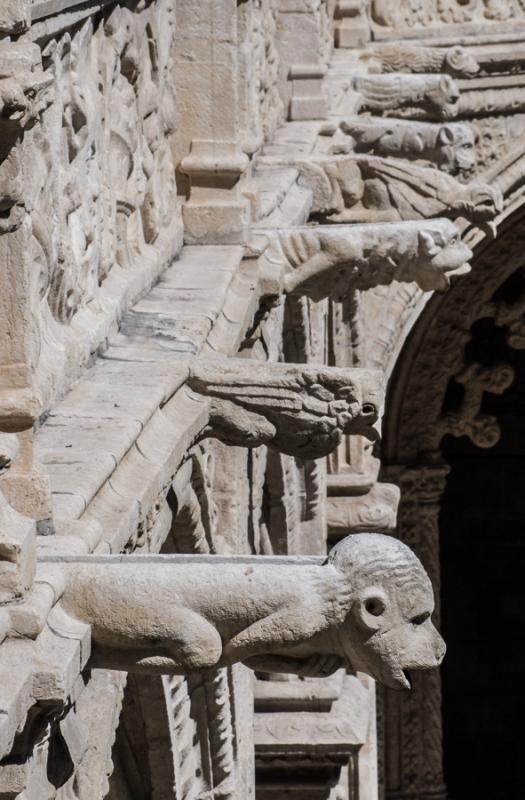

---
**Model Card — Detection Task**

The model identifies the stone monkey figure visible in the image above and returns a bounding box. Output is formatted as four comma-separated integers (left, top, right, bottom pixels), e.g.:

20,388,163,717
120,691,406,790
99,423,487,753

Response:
58,533,445,690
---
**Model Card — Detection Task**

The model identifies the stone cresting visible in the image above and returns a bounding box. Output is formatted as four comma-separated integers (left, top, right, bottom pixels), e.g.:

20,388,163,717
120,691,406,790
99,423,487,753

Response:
259,219,472,300
187,359,384,459
56,533,445,689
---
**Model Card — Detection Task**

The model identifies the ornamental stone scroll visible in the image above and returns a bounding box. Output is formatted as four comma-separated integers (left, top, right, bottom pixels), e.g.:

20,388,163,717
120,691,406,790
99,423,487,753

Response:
257,218,472,302
46,533,446,689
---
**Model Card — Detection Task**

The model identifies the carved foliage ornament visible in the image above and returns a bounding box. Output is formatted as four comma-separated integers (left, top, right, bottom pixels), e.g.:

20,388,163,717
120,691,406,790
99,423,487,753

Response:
371,0,523,28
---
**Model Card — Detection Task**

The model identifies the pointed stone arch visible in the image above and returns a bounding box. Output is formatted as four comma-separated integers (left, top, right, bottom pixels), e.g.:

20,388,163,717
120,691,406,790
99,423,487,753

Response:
379,202,525,798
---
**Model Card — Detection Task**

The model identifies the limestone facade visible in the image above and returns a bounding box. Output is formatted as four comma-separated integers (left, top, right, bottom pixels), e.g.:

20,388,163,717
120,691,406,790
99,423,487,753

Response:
0,1,522,798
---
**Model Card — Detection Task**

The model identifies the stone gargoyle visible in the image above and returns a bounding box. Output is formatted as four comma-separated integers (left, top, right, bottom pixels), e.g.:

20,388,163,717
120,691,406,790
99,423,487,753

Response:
340,118,477,176
353,73,460,120
55,533,446,690
258,218,472,301
366,44,479,78
187,359,383,459
259,153,502,231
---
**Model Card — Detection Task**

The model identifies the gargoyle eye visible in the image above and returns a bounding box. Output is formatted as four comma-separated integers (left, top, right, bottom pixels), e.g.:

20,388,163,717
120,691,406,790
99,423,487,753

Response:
411,612,430,626
365,597,385,616
362,403,376,415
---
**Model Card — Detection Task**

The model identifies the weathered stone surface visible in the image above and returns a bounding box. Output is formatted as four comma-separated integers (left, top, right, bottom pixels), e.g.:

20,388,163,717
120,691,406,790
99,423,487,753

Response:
55,534,445,688
188,359,383,459
259,153,502,226
258,218,472,299
2,0,522,795
341,118,478,175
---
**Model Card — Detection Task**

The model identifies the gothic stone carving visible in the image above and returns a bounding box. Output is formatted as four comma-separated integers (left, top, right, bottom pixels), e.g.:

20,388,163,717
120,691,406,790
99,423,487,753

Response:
353,74,460,121
58,533,446,688
288,154,502,226
367,44,479,78
342,119,477,176
0,41,53,138
29,0,180,332
259,218,472,301
188,359,384,460
371,0,523,29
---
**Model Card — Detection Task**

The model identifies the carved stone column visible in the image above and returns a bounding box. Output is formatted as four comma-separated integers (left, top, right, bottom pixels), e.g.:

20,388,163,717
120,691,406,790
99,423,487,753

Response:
381,463,449,800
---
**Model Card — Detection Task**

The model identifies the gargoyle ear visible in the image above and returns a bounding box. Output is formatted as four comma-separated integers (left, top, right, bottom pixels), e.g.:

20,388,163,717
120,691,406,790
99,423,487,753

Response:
418,229,441,258
353,587,389,633
437,125,455,146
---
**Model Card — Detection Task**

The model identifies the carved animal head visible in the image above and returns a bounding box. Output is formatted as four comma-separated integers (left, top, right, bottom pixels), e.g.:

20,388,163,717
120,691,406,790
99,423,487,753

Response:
426,75,460,120
329,533,445,690
436,124,477,174
462,183,503,224
444,46,479,78
189,360,384,460
414,220,472,291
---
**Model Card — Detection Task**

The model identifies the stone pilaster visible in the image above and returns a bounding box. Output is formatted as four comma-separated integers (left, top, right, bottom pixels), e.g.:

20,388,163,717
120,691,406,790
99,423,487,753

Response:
335,1,370,49
174,0,251,243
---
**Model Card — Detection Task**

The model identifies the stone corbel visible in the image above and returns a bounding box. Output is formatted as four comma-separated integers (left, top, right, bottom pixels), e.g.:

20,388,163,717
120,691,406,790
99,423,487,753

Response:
187,358,384,460
43,532,446,689
256,218,472,301
327,482,400,537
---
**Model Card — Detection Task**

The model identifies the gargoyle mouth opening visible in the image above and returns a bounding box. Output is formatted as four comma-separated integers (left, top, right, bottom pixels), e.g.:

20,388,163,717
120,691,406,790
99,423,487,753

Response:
402,669,412,690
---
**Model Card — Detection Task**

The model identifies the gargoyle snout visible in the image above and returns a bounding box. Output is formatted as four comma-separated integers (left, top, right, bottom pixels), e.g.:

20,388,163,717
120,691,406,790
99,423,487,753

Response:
434,631,446,666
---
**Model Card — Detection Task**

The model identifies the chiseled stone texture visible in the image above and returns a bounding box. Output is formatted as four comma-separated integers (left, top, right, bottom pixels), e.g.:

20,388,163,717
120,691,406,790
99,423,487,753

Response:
1,0,521,798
